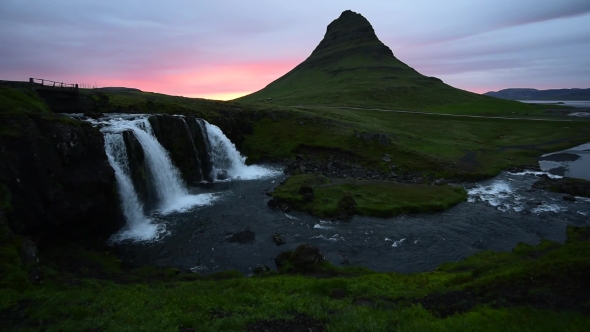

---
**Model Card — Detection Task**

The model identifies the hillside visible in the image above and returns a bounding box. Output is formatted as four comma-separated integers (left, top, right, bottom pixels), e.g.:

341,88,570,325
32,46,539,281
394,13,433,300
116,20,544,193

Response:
237,10,512,110
485,88,590,101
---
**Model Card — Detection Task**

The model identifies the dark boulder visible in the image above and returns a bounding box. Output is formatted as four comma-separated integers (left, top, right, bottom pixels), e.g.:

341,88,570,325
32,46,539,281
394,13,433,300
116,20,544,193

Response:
275,244,326,272
216,169,228,181
272,232,286,246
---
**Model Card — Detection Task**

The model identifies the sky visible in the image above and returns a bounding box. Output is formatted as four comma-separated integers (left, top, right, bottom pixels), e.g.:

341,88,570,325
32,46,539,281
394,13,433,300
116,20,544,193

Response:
1,0,589,100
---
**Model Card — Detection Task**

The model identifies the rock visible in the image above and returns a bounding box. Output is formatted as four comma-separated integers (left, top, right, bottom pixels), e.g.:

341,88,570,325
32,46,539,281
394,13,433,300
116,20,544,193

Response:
533,177,590,198
275,244,326,272
0,114,122,242
267,197,291,213
216,170,228,181
122,130,150,207
382,154,391,162
272,233,286,246
563,195,577,202
148,115,205,184
336,194,356,218
253,265,271,274
226,228,256,244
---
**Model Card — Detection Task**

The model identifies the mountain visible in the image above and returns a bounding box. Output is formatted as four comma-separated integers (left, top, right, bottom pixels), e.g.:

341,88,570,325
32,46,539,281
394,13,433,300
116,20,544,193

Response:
484,88,590,101
236,10,492,109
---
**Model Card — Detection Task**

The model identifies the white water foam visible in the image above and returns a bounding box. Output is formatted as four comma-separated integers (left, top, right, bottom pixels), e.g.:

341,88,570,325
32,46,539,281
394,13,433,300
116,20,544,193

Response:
313,220,333,230
310,234,345,242
204,121,280,180
385,238,406,248
532,204,566,214
468,180,514,208
284,213,299,220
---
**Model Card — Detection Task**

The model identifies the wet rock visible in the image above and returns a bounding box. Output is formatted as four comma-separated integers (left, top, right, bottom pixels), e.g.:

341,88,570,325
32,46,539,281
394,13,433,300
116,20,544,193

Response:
122,130,149,206
216,170,228,181
539,153,581,162
253,265,271,274
533,177,590,198
273,232,286,246
148,115,204,184
226,228,256,244
336,194,356,218
275,244,326,272
563,195,577,202
268,198,292,213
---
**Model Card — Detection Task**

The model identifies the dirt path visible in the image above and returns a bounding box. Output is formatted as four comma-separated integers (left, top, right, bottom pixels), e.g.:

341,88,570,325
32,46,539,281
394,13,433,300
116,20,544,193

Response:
294,106,585,122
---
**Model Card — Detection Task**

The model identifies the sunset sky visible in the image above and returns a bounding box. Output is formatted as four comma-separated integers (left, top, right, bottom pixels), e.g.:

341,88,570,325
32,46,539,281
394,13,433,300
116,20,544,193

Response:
1,0,589,100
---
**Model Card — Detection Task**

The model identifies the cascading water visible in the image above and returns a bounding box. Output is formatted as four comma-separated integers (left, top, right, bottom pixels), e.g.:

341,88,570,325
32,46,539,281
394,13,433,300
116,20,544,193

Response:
96,116,217,241
126,119,189,209
204,121,279,180
104,133,162,242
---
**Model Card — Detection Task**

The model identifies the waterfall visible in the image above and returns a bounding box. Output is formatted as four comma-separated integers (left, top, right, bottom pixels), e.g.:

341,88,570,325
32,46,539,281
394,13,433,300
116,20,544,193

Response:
81,114,280,242
98,116,217,242
126,119,188,209
104,133,162,242
204,121,278,180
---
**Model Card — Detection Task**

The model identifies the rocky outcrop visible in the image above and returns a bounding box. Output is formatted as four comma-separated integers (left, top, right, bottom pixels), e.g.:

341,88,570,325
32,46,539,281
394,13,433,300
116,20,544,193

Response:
533,177,590,198
122,130,150,208
310,10,394,59
0,114,122,242
353,130,392,145
275,244,326,272
148,115,205,184
186,117,213,182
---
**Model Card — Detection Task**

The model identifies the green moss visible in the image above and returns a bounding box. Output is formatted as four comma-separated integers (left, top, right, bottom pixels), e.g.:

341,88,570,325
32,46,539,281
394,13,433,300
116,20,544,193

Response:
271,174,467,217
0,86,50,114
0,184,11,210
0,234,29,291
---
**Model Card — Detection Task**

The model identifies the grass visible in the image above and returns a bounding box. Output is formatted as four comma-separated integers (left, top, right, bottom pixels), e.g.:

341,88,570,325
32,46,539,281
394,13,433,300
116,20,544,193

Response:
0,86,50,115
241,106,590,180
1,226,588,331
270,174,467,217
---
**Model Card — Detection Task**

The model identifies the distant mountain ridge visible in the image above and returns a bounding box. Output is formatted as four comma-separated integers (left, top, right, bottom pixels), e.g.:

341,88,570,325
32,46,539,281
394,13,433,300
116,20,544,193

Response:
484,88,590,101
237,10,498,109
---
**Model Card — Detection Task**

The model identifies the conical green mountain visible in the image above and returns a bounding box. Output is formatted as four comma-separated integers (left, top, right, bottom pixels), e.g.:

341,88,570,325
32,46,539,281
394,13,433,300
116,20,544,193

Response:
237,10,490,109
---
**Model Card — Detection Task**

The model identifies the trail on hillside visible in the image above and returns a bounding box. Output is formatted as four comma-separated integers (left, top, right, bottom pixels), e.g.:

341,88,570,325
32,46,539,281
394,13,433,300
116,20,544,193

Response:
293,105,584,122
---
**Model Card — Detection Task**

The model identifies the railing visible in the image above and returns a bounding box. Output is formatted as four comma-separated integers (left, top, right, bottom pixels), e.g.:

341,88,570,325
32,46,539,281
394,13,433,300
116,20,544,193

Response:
30,78,78,90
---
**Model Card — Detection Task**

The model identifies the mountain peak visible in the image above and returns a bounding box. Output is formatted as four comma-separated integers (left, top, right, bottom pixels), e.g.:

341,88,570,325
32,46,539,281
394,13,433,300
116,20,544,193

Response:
310,10,393,58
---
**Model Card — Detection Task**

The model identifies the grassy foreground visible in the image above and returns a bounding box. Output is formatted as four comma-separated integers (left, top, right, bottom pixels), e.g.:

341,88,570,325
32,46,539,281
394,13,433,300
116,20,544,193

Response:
1,226,589,331
270,174,467,218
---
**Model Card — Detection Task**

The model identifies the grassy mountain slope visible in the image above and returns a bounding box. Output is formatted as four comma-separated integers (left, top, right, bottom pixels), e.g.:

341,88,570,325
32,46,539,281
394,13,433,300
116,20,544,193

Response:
237,10,525,112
